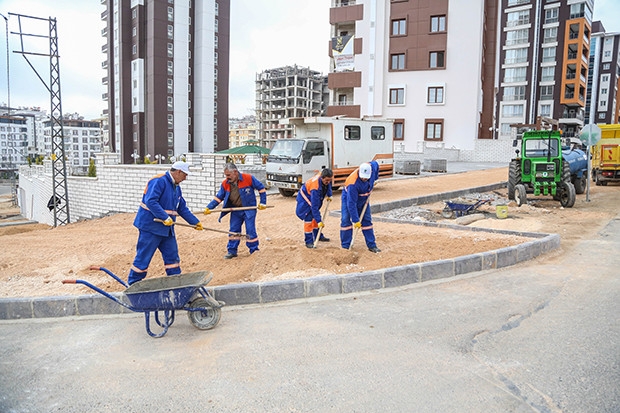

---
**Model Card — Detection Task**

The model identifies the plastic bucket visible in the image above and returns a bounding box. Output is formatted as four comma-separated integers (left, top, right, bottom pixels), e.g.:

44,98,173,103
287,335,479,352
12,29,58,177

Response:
496,205,508,219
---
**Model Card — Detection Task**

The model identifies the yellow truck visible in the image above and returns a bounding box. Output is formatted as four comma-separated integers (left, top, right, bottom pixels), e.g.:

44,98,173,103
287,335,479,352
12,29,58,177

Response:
592,124,620,186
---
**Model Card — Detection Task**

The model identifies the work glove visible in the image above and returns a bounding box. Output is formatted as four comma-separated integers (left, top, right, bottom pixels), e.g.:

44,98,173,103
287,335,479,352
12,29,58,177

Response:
195,222,203,231
326,197,332,202
163,217,174,226
318,222,325,229
353,221,362,229
204,207,211,215
258,204,267,210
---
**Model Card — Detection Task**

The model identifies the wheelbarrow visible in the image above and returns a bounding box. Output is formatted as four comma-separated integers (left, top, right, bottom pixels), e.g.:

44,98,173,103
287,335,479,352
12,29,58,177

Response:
441,198,490,219
62,267,224,338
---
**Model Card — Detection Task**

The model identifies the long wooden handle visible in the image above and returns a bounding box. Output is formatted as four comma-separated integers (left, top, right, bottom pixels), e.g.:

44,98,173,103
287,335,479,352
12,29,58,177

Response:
210,205,275,213
153,218,246,237
349,198,369,250
313,199,332,248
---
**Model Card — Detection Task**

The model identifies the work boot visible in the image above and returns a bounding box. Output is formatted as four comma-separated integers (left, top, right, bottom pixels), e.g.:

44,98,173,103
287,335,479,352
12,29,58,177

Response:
319,235,330,242
224,252,237,259
306,243,315,249
368,247,381,253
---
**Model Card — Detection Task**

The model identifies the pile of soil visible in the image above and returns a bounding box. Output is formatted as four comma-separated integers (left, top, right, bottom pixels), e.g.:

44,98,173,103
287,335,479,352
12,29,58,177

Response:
1,167,617,298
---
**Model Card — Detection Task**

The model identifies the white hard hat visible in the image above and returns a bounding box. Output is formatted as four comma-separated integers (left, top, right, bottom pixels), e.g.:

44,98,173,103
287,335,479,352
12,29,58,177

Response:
171,161,190,175
359,162,372,179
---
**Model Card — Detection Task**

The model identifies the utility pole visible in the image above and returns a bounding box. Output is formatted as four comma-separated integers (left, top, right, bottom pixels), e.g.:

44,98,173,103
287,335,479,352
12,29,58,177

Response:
9,12,70,226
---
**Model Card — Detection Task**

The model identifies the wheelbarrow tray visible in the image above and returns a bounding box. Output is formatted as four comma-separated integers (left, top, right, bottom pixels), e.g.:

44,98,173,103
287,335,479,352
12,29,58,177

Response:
124,271,210,311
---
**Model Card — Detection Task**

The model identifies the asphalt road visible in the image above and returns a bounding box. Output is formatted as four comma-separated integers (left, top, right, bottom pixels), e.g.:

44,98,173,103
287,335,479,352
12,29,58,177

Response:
1,217,619,412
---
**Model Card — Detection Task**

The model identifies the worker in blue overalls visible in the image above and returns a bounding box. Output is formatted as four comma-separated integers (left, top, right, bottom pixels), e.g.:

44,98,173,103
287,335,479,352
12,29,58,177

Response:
128,161,203,285
295,168,333,248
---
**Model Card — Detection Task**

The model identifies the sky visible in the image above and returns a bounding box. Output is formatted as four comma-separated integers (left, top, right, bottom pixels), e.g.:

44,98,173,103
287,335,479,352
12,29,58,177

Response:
0,0,618,120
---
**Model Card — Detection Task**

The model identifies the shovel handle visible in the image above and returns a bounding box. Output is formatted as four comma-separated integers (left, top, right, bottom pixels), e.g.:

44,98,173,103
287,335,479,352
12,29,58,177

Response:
349,198,369,250
313,199,332,248
153,218,246,237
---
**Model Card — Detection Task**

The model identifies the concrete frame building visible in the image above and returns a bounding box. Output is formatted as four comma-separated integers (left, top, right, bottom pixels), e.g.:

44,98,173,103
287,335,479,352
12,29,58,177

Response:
102,0,230,164
586,21,620,125
255,65,329,148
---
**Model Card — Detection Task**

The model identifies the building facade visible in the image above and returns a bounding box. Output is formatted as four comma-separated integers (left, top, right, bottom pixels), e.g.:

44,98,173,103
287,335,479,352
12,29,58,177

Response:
42,117,102,175
102,0,230,164
586,21,620,125
255,65,329,148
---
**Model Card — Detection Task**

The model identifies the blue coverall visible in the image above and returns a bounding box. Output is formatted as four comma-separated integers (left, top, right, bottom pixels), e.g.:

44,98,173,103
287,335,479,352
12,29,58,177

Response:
296,173,333,245
340,161,379,249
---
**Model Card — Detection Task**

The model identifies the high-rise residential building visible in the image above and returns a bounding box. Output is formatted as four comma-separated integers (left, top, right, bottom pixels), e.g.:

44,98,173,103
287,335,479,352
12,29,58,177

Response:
255,65,329,148
102,0,230,164
327,0,498,155
586,21,620,125
42,116,102,175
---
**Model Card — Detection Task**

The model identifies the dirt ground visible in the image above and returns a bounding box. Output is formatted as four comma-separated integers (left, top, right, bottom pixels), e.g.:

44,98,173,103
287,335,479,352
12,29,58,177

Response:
1,167,618,298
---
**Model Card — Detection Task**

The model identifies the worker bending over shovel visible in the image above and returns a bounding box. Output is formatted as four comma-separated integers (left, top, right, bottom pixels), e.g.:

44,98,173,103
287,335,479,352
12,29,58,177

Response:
128,161,203,285
295,168,333,248
204,163,267,259
340,161,381,253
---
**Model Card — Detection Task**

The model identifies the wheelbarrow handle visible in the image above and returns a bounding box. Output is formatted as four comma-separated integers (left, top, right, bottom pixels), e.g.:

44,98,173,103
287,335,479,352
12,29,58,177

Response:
62,280,77,284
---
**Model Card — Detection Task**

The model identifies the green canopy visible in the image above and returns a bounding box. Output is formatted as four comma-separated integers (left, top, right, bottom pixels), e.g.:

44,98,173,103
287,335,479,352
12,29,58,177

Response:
216,144,270,155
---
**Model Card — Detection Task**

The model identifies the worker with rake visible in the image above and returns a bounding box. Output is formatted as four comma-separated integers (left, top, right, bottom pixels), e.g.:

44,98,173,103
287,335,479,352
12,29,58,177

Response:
295,168,333,248
204,163,267,259
340,161,381,253
128,161,203,285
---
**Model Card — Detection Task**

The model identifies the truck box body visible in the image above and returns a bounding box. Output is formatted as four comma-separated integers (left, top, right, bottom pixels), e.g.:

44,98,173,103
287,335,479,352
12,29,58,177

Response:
266,117,394,195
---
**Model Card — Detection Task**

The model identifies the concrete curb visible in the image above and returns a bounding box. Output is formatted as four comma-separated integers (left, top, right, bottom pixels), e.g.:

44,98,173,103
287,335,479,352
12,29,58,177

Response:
0,182,561,320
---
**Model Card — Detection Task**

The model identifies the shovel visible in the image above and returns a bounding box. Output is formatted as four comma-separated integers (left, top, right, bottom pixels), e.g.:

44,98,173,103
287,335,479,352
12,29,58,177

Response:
209,205,274,213
349,198,369,250
154,218,247,238
313,198,332,248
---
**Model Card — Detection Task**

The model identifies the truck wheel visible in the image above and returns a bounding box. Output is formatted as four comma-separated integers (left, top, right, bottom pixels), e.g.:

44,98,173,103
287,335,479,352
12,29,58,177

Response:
278,188,296,197
595,172,603,186
514,184,527,207
508,160,521,200
574,176,586,194
559,182,576,208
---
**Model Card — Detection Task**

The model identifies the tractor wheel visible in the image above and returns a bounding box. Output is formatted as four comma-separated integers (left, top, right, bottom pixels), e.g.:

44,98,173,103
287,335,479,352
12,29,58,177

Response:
514,184,527,207
559,181,576,208
562,161,571,183
508,160,522,200
278,188,296,197
574,175,586,194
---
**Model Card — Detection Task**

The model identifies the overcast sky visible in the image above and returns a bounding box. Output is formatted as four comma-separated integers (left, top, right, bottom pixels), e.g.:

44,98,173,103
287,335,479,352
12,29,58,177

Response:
0,0,618,120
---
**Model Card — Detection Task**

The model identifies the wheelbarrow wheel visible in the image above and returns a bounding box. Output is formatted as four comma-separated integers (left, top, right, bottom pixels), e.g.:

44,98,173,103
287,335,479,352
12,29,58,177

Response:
441,205,454,219
187,297,221,330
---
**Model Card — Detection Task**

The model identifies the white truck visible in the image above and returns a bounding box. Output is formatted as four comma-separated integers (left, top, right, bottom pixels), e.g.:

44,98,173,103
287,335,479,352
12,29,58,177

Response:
266,117,394,196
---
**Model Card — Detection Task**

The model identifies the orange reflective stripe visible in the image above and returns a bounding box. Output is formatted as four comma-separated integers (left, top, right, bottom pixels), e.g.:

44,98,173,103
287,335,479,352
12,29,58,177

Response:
300,188,312,206
304,221,317,232
341,225,353,230
131,265,147,273
245,237,259,243
361,225,373,230
164,263,180,269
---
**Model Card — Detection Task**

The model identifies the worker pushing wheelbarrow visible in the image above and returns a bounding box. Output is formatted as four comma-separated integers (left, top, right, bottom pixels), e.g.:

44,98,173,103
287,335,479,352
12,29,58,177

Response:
63,267,224,338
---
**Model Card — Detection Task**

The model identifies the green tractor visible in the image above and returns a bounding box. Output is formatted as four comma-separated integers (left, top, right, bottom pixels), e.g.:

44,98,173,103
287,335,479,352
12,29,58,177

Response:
507,130,576,208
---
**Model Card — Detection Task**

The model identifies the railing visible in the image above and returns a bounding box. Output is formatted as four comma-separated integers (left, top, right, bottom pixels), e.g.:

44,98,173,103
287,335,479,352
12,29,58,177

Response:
566,72,576,79
565,92,575,99
567,52,577,60
333,0,356,7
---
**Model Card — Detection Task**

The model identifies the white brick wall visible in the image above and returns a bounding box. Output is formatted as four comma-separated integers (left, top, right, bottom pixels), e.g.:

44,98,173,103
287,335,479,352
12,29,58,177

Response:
18,153,230,225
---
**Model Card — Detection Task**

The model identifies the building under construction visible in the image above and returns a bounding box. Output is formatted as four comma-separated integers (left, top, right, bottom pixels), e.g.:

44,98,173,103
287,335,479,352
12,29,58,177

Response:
255,65,328,148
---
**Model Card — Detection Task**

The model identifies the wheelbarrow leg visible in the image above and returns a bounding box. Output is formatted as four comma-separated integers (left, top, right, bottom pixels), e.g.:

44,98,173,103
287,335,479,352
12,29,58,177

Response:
144,310,173,338
154,309,175,328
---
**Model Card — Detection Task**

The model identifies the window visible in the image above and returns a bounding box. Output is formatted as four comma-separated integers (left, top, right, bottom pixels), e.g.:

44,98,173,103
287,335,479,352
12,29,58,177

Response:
603,63,610,70
167,97,173,110
506,10,529,27
601,88,608,95
540,104,551,117
303,141,325,164
543,27,557,43
506,29,528,45
167,61,173,75
167,43,173,58
167,25,173,39
132,8,137,19
391,53,405,70
167,79,173,94
132,26,137,37
430,15,446,32
542,47,556,63
424,119,443,141
168,114,173,129
133,132,137,142
504,86,526,101
504,67,527,82
133,114,137,124
540,85,554,100
502,104,524,117
167,132,174,146
371,126,385,140
167,6,173,21
544,8,559,23
393,120,404,140
344,126,360,140
604,50,611,58
505,48,528,64
132,44,137,55
427,86,444,104
541,66,554,81
389,88,404,105
598,113,606,119
602,75,609,82
429,51,445,68
392,19,406,36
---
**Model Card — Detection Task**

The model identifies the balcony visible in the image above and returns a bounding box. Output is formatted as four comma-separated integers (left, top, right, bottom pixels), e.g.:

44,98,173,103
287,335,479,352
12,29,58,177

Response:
326,104,360,118
101,10,108,21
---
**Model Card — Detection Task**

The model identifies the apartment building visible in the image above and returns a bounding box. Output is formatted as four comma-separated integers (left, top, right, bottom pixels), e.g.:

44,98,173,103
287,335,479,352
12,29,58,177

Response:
586,21,620,124
327,0,497,155
229,124,257,148
255,65,329,148
0,115,29,170
42,117,102,175
102,0,230,164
